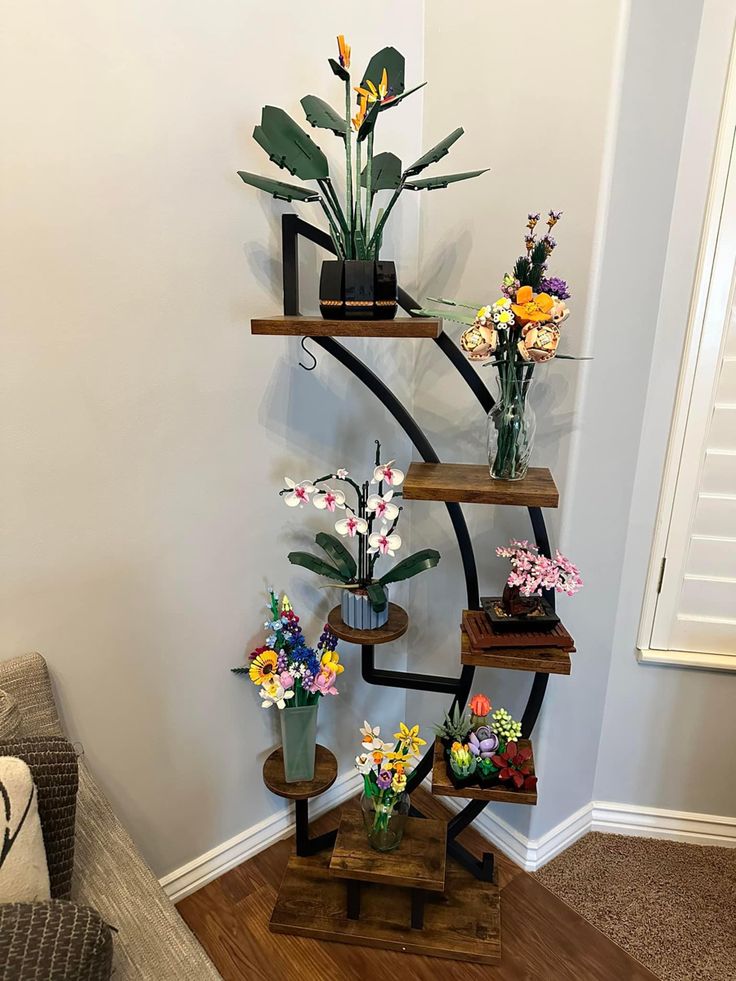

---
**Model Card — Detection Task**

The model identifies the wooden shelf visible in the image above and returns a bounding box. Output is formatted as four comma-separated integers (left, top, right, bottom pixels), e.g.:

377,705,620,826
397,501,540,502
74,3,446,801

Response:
270,850,501,964
251,316,441,338
431,738,538,805
402,462,559,508
329,803,446,892
262,744,337,801
327,603,408,646
461,627,571,675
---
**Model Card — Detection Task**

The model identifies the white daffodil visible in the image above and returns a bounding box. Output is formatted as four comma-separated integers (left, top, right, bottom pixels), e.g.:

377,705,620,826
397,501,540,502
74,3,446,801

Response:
373,460,404,486
360,721,381,749
259,681,294,710
368,529,402,557
313,487,346,512
283,477,316,508
366,489,399,522
335,514,368,537
355,753,373,774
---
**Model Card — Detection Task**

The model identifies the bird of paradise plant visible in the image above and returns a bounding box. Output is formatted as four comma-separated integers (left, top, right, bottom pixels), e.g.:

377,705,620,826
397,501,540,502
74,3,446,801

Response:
238,35,488,260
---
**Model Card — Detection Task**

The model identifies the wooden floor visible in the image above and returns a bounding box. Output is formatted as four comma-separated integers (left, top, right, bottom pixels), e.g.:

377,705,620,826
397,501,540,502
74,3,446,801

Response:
177,789,659,980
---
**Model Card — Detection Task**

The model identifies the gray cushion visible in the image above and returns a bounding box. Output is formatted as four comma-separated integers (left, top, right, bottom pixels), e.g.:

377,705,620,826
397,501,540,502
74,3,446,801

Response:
0,689,21,740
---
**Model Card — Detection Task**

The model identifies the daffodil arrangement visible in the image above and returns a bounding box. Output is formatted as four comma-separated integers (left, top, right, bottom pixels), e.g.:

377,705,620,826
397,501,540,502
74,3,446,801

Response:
281,441,439,615
416,213,587,480
238,35,487,260
231,590,343,709
355,721,425,848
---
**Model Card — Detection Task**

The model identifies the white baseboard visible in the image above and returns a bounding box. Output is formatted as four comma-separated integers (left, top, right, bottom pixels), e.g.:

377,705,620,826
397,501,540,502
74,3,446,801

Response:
161,783,736,899
160,770,362,902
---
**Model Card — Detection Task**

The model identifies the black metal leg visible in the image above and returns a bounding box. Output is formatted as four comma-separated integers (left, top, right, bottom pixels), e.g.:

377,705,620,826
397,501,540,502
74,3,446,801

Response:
362,643,461,694
411,889,425,930
346,879,361,920
447,799,488,840
294,798,338,857
448,839,495,882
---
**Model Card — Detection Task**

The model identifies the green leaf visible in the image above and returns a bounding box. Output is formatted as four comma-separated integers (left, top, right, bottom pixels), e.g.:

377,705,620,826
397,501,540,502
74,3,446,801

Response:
231,667,250,675
367,582,388,613
378,81,427,113
411,307,476,326
359,46,405,98
329,58,349,82
253,106,329,180
237,171,320,203
378,548,440,586
300,95,348,137
287,551,350,583
354,228,368,260
554,354,594,360
315,532,357,580
360,152,402,191
404,127,464,177
356,101,380,143
404,169,489,191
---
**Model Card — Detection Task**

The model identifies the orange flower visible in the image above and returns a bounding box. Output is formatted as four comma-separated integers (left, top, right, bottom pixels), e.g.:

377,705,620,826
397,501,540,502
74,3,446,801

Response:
511,285,554,324
336,35,351,70
352,94,367,131
469,693,492,718
354,68,389,105
518,323,560,363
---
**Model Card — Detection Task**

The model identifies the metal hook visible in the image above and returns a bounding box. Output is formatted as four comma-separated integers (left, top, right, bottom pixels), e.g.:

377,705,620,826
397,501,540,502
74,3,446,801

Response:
298,336,317,371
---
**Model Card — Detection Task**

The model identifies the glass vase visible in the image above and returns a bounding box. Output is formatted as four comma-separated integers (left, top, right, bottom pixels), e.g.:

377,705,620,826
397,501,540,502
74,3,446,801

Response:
360,790,411,852
487,373,536,480
279,702,318,783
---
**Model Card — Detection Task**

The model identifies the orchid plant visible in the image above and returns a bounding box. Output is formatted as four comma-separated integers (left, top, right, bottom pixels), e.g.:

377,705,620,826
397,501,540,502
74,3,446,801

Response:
231,590,343,709
281,441,440,613
238,36,487,260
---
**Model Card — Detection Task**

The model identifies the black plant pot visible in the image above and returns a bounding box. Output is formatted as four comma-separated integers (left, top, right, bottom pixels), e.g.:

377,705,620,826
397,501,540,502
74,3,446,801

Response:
319,260,398,320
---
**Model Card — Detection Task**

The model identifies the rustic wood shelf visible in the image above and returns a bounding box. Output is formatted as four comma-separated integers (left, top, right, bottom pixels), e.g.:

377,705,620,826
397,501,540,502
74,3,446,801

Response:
329,803,446,892
431,738,538,805
251,316,441,338
460,629,572,674
461,627,572,676
262,744,337,801
402,462,559,508
270,850,501,964
327,603,409,645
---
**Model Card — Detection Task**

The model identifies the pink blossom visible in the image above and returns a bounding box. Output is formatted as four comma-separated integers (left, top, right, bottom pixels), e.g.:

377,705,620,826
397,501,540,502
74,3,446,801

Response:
309,667,338,696
496,540,582,597
280,671,294,689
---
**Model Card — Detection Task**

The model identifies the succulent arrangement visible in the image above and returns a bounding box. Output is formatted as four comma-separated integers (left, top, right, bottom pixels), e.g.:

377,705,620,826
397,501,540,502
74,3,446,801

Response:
238,35,487,261
439,692,536,794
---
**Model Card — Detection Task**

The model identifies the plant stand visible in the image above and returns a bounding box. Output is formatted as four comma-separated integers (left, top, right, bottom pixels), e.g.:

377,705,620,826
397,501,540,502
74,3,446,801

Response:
262,744,338,857
255,213,578,965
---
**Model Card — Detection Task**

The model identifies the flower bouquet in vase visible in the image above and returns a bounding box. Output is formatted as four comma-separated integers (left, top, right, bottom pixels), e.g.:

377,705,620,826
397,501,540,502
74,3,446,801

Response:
355,721,425,851
281,441,440,630
231,590,343,782
417,212,587,480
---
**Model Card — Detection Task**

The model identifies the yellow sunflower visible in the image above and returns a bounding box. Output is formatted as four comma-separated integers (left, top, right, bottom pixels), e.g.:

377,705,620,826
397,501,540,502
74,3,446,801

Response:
249,649,278,686
393,722,426,757
321,649,344,675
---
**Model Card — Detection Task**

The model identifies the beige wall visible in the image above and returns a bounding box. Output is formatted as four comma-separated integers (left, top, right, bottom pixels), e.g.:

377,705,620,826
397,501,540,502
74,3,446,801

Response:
0,0,425,876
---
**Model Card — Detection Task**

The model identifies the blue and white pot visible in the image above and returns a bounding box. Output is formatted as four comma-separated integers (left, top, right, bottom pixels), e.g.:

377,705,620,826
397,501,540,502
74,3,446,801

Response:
342,586,389,630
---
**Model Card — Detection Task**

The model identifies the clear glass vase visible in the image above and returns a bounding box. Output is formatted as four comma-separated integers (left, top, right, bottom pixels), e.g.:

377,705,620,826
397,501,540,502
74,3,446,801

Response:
360,790,410,852
280,703,318,783
487,373,536,480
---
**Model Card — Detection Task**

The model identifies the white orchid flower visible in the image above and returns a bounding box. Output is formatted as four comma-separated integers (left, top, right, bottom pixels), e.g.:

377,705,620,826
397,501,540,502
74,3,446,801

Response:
259,681,294,710
313,487,346,512
283,477,316,508
335,468,350,479
355,753,373,774
366,489,399,522
368,529,402,557
335,514,368,537
372,460,404,486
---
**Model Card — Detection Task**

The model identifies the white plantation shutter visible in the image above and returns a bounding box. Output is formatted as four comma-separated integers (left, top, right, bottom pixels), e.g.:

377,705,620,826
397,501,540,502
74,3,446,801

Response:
645,130,736,666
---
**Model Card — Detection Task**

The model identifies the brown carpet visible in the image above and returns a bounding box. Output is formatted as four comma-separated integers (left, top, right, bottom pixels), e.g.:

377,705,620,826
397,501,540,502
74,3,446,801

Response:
535,832,736,981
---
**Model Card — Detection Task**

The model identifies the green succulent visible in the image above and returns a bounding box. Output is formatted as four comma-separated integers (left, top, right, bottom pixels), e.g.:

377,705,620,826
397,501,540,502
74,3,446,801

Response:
490,708,522,744
434,703,472,743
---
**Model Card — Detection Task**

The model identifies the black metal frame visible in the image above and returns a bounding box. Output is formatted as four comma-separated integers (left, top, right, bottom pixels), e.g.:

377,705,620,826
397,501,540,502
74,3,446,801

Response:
279,213,555,881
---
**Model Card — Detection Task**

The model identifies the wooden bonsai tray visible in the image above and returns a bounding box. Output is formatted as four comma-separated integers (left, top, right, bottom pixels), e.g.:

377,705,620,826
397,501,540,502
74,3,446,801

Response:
461,627,571,676
330,802,446,892
402,462,559,508
463,610,575,651
327,603,408,645
431,738,538,805
251,316,441,338
270,850,500,964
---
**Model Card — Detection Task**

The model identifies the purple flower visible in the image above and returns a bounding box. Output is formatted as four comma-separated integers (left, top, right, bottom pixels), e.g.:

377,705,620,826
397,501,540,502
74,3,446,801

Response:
376,770,392,790
540,276,570,300
468,730,499,758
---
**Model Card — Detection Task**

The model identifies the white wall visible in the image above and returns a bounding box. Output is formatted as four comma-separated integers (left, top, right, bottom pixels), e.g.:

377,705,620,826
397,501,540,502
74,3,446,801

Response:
0,0,425,877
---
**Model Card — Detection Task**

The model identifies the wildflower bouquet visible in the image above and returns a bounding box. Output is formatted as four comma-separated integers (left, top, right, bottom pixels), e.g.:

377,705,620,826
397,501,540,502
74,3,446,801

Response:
355,721,425,850
281,441,439,626
231,590,343,709
416,213,586,480
238,36,487,262
438,693,537,793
